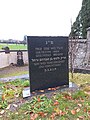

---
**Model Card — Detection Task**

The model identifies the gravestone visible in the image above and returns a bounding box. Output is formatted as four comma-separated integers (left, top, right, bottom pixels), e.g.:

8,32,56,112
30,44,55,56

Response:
27,36,69,92
17,50,24,66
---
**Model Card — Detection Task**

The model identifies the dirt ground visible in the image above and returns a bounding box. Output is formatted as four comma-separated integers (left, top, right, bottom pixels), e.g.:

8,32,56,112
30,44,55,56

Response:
0,65,29,77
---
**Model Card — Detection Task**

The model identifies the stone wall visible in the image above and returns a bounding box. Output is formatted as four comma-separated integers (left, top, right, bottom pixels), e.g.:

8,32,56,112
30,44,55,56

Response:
69,27,90,71
0,28,90,70
85,27,90,65
0,51,28,68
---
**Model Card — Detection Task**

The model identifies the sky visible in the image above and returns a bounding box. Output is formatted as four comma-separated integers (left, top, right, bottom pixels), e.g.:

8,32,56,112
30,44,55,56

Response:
0,0,82,40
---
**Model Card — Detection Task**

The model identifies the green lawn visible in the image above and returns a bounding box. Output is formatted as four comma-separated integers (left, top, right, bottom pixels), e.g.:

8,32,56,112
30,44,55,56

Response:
69,73,90,86
0,43,27,50
0,73,90,119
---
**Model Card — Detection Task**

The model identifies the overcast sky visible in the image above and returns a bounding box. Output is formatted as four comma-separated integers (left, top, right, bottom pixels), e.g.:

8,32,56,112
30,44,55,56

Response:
0,0,82,40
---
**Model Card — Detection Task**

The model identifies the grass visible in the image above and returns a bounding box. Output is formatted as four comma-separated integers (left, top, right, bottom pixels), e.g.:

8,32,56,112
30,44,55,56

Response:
0,79,30,108
0,43,27,50
0,89,90,120
69,73,90,86
0,73,90,119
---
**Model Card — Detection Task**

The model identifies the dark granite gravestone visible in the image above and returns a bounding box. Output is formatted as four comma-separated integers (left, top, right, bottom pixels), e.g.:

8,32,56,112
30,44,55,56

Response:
27,36,69,92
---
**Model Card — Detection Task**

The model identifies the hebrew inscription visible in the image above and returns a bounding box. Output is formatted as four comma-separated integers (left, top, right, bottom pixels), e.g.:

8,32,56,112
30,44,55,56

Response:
27,36,69,92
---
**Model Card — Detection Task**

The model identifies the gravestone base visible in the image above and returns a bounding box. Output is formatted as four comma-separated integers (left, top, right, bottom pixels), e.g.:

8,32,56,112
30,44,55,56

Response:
69,82,78,88
23,82,78,98
60,82,79,92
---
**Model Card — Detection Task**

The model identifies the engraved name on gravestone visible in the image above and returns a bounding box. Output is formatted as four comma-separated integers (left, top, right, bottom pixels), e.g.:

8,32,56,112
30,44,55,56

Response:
27,36,69,92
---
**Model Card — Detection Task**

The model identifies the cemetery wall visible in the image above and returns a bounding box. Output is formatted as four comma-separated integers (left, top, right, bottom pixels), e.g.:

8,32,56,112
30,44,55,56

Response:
0,51,28,68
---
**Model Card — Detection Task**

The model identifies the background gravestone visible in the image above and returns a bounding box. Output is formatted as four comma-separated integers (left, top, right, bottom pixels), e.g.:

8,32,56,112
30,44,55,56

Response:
27,36,69,92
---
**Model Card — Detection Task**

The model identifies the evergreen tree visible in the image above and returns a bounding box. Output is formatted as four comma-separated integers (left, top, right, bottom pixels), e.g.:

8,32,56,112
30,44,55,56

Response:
70,0,90,38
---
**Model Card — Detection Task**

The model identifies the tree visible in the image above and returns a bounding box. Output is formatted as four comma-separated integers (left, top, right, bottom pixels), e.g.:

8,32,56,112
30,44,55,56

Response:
70,0,90,38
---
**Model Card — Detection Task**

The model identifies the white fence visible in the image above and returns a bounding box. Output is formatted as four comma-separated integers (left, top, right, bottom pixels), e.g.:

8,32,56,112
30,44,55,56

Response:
0,51,28,68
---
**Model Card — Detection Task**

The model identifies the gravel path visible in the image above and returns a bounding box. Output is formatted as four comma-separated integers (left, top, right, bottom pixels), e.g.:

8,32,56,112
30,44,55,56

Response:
0,65,29,78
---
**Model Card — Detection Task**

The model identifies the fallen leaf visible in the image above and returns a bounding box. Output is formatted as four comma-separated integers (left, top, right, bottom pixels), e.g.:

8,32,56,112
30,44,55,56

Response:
50,113,57,119
64,95,72,100
41,94,45,97
39,90,44,92
24,111,29,115
71,110,76,115
54,108,66,116
53,92,57,95
88,110,90,114
48,88,52,90
13,104,18,108
0,110,4,115
43,113,47,116
31,106,34,109
85,91,90,95
81,99,84,102
59,110,66,116
37,98,41,102
78,104,82,107
6,104,11,110
14,93,19,97
78,116,84,119
83,108,87,112
59,110,63,115
76,108,80,113
54,101,59,106
32,92,35,94
48,87,56,91
15,112,18,115
2,94,6,101
51,88,56,90
55,86,60,89
30,113,38,120
38,112,47,117
37,105,40,109
54,108,60,114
